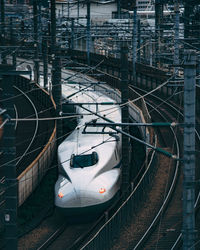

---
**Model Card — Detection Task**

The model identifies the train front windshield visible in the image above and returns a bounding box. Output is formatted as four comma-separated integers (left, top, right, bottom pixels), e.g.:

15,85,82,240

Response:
70,152,98,168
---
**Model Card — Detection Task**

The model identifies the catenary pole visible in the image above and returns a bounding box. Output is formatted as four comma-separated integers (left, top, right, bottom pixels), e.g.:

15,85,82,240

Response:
71,18,75,50
0,0,6,63
52,48,63,144
33,0,40,84
197,54,200,86
50,0,56,53
155,0,163,67
132,1,137,83
86,0,91,65
182,50,196,250
121,42,130,193
1,66,18,250
117,0,121,19
42,37,48,89
174,0,180,76
137,19,141,63
77,0,80,19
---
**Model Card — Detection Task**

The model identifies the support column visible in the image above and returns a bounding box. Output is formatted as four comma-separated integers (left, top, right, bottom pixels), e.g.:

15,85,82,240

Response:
86,0,91,65
52,49,63,144
137,19,141,63
71,18,74,50
50,0,56,53
149,35,153,66
197,54,200,86
155,0,163,67
38,1,42,53
33,0,39,84
184,1,193,40
117,0,121,19
183,50,196,250
1,67,18,250
132,2,137,84
121,43,130,193
77,0,80,19
42,37,48,89
174,0,180,76
0,0,6,63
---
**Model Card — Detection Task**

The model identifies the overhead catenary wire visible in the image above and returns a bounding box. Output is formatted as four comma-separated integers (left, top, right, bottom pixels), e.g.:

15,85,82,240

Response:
2,68,179,125
0,133,117,191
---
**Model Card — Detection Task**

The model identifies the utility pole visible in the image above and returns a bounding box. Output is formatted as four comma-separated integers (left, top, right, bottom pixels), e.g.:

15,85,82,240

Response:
197,54,200,86
52,48,63,144
0,0,6,64
86,0,91,65
77,0,80,19
68,0,70,19
1,65,18,250
132,1,137,83
182,50,196,250
155,0,163,67
121,42,130,193
71,18,75,50
9,17,16,68
50,0,56,53
0,0,5,37
149,34,153,66
38,0,42,53
33,0,40,84
174,0,180,76
183,1,193,40
137,19,141,63
42,37,48,89
117,0,121,19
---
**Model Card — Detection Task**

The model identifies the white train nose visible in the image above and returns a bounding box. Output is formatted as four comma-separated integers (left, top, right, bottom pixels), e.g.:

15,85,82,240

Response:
55,186,104,208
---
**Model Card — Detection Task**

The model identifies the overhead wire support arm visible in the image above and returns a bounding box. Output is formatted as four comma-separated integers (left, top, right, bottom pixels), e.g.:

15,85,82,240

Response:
64,102,122,106
85,121,180,127
78,105,179,161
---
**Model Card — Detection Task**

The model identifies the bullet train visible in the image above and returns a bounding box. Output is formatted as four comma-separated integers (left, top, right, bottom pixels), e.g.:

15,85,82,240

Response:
54,82,122,215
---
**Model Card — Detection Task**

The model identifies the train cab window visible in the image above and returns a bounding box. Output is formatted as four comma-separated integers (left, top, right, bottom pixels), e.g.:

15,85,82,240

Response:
70,152,98,168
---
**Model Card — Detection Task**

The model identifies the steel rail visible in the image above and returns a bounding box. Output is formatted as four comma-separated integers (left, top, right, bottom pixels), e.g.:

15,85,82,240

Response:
79,144,157,250
131,85,200,249
29,66,154,250
132,100,180,249
13,85,39,166
36,223,67,250
14,104,18,130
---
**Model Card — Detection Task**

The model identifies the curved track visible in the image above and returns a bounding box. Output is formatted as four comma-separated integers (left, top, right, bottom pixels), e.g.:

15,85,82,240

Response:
16,60,200,249
127,85,200,250
25,85,181,250
0,86,38,199
14,85,39,169
14,85,53,176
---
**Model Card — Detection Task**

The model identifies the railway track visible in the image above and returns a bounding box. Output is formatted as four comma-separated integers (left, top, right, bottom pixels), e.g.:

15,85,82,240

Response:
0,85,39,247
15,58,199,249
16,64,148,250
14,85,39,171
25,86,181,250
0,84,55,248
0,85,38,193
119,85,200,250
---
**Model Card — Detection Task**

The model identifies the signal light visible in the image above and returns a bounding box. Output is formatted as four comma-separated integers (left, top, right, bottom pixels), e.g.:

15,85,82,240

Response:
99,188,106,194
58,192,64,198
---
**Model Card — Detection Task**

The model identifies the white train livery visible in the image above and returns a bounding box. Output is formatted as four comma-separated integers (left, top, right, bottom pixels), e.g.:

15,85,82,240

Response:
55,82,122,214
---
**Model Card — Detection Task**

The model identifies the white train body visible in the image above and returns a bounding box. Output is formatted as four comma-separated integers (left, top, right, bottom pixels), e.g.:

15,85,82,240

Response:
55,83,122,214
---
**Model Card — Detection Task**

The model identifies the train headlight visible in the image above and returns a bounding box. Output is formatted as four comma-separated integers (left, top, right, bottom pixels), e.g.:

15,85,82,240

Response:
99,188,106,194
58,192,64,198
